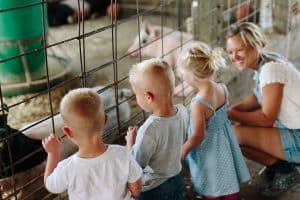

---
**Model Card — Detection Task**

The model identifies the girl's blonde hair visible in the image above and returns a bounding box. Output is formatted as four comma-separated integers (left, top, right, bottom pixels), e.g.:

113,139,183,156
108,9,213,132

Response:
177,42,226,79
226,22,267,50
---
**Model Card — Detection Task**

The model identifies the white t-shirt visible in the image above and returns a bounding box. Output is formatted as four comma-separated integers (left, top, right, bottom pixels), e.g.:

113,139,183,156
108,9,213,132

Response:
259,61,300,129
132,104,189,191
45,145,142,200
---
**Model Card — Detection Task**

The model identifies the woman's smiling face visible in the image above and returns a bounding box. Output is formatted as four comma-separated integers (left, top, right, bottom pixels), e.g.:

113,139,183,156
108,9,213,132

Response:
226,34,258,71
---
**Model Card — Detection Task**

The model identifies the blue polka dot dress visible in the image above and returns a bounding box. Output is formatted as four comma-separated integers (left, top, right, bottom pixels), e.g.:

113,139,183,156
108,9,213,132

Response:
186,86,250,197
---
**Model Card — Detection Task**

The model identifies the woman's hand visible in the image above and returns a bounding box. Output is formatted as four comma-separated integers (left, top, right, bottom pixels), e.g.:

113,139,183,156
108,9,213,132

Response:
227,107,235,120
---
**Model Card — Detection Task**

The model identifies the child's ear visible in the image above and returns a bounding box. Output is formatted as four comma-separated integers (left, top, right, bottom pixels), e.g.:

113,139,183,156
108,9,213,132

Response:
62,126,73,138
144,91,154,102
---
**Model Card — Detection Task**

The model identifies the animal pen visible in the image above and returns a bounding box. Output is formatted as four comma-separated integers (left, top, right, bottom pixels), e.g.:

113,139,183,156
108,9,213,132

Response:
0,0,299,199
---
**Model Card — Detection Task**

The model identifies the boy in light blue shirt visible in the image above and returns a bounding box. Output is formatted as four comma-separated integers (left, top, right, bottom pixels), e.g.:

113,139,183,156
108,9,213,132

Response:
126,58,189,200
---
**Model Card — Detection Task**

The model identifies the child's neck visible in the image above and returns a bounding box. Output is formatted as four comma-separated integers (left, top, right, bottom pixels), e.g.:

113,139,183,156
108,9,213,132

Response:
196,80,214,95
77,136,108,158
152,101,176,117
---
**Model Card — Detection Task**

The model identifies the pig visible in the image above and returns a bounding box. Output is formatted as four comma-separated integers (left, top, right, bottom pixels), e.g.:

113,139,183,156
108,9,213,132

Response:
127,21,195,96
22,86,132,154
127,21,193,67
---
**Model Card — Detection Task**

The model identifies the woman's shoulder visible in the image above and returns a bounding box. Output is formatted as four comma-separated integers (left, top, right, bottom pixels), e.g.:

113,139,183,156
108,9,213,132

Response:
262,58,299,74
263,52,289,63
259,61,290,86
261,61,286,74
262,52,296,72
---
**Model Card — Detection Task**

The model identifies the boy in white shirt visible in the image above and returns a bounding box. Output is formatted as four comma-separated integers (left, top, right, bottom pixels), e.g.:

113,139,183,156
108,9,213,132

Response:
42,88,142,200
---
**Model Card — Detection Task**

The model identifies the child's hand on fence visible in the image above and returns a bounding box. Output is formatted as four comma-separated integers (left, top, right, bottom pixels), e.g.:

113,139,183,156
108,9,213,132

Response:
42,133,62,156
126,126,138,149
181,150,187,162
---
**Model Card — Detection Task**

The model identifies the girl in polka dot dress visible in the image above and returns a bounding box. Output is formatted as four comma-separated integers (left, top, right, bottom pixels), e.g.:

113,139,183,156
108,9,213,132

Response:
177,42,250,200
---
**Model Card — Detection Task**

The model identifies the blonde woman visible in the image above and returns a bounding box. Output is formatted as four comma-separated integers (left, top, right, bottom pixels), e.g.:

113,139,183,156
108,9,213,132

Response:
226,22,300,197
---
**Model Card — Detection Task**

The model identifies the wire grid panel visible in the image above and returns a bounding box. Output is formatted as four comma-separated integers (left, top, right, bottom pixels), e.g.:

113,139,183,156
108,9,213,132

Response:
0,0,189,199
1,0,298,199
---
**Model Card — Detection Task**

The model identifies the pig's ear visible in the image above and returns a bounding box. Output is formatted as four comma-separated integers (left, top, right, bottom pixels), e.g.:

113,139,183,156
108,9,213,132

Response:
142,21,151,35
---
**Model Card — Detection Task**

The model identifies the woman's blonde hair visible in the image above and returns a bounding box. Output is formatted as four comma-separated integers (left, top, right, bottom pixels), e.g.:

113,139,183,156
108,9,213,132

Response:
226,22,267,50
177,42,226,79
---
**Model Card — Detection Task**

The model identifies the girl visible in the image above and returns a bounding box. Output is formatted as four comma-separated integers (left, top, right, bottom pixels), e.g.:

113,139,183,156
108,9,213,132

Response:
178,42,250,200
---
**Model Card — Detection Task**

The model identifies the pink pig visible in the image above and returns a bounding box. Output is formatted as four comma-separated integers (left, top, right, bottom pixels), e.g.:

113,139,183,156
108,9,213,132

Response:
127,21,195,96
127,21,194,67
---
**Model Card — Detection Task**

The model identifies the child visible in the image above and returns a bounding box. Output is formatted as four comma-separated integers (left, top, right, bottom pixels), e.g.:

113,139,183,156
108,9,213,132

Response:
42,88,142,200
177,42,250,200
126,58,189,200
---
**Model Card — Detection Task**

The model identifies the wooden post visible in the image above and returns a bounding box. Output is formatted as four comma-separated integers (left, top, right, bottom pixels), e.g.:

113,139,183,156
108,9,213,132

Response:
191,0,219,44
273,0,300,34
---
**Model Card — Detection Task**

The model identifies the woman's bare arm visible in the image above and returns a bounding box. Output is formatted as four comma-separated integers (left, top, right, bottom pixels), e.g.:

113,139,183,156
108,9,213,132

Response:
229,93,260,112
228,83,283,127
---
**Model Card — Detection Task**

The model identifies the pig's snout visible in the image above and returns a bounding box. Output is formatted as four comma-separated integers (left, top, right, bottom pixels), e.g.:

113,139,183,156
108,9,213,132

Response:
127,49,139,58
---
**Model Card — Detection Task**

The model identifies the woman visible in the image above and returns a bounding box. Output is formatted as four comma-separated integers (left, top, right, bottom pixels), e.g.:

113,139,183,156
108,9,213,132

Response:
225,22,300,197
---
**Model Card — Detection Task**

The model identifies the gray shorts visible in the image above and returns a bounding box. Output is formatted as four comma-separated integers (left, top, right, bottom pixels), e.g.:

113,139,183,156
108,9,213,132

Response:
279,128,300,163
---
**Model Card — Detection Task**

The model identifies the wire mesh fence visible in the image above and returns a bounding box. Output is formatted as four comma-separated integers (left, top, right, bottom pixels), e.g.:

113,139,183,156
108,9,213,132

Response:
0,0,299,199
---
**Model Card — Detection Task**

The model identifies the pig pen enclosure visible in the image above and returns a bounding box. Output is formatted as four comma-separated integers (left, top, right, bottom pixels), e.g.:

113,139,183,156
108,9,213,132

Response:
1,0,300,199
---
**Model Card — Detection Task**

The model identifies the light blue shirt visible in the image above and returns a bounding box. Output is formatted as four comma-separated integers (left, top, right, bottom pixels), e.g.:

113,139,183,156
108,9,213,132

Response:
132,104,189,191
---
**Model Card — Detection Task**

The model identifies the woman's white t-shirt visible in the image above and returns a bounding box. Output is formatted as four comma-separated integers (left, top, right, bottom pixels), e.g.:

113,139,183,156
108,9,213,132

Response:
259,61,300,129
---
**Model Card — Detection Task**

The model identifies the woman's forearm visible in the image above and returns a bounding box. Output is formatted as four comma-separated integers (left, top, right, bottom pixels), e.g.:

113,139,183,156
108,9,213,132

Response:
229,108,275,127
230,94,260,112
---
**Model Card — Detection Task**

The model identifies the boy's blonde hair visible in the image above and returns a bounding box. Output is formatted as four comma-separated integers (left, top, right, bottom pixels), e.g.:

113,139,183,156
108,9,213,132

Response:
60,88,105,134
226,22,267,51
129,58,175,97
177,42,226,80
